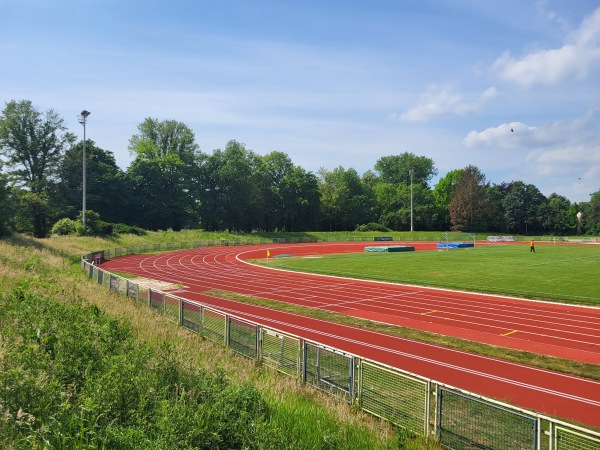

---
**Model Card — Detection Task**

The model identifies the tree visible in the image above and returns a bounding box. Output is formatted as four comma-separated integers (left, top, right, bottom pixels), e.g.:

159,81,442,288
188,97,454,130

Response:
0,100,74,193
127,118,202,231
374,153,437,186
0,161,12,235
580,190,600,235
0,100,74,236
433,169,462,229
541,194,576,235
13,190,52,237
51,140,130,224
258,152,320,231
318,167,375,231
199,141,263,232
128,117,198,162
259,151,295,231
449,165,494,231
281,167,321,231
502,181,548,234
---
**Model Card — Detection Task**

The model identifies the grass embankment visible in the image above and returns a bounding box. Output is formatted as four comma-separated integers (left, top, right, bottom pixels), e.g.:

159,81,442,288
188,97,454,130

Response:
0,233,440,450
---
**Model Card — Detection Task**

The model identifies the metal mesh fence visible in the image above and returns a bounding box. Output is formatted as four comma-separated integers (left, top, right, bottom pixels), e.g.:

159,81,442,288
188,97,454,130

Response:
304,343,354,403
127,281,138,301
202,308,226,344
103,270,110,288
438,388,537,450
228,317,258,359
137,285,149,306
117,278,128,296
555,426,600,450
181,301,201,333
164,295,180,324
360,361,428,434
109,274,119,294
261,329,300,377
149,290,164,311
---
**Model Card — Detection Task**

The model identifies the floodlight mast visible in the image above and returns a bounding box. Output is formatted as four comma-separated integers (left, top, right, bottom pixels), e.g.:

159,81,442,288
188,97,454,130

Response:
409,168,414,232
78,110,91,228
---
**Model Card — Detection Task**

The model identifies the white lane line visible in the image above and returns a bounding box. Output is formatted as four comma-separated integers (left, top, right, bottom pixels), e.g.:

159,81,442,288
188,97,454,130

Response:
208,302,600,408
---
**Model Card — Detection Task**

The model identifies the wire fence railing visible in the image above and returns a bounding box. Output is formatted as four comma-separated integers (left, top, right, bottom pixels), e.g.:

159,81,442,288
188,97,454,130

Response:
82,238,600,450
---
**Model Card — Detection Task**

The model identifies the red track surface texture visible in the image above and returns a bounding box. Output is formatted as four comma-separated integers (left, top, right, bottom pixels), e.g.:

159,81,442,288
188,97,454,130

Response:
101,242,600,429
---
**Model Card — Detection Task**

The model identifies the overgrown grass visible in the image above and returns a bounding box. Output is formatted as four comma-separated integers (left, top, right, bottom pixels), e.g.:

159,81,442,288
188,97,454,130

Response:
260,243,600,305
0,234,440,449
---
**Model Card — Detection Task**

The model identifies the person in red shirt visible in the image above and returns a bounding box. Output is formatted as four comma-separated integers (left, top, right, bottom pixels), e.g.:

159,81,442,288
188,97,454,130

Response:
530,240,535,252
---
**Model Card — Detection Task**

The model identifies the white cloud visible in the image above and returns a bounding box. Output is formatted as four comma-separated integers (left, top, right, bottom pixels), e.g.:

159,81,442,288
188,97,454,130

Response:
464,122,538,148
493,7,600,86
463,110,600,199
393,85,497,122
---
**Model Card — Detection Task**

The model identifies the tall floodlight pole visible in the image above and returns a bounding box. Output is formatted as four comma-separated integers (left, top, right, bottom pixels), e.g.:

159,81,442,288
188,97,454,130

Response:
409,168,414,232
78,110,91,228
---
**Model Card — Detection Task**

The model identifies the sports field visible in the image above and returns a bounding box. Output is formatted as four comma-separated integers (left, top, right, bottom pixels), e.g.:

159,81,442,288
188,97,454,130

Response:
261,242,600,306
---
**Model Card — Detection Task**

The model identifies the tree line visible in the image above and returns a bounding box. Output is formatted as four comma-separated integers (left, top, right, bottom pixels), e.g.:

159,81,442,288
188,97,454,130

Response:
1,100,599,238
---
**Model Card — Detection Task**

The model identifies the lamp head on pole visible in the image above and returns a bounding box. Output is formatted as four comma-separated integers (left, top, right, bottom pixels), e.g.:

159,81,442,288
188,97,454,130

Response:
78,110,91,125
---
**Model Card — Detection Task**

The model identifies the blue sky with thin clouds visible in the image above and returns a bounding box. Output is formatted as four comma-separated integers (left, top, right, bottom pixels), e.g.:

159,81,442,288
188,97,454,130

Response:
1,0,599,202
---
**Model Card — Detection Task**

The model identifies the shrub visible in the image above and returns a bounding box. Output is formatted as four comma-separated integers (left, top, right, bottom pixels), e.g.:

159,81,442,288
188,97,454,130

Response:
74,210,113,236
51,217,77,235
355,222,390,232
112,223,147,236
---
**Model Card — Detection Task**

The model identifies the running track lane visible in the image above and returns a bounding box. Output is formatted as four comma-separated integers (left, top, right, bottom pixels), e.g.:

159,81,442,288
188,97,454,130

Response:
102,242,600,364
100,243,600,428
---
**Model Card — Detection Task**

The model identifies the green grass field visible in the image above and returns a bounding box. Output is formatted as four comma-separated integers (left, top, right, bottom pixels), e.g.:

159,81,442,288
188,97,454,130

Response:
262,243,600,306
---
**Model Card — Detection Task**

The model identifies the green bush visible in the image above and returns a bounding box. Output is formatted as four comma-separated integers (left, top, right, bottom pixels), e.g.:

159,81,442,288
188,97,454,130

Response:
51,217,77,235
74,210,113,236
112,223,147,236
355,222,390,232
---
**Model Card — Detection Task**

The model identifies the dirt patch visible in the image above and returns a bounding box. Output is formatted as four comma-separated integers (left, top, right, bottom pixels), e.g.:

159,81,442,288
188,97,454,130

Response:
130,277,183,291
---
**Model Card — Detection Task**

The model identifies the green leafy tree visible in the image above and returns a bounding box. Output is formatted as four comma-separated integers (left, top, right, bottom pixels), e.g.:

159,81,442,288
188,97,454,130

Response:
376,182,437,231
127,118,201,231
0,100,75,192
51,140,130,224
433,169,462,229
281,166,321,231
541,194,576,235
374,153,437,186
0,162,12,235
502,181,548,234
13,190,53,236
318,166,375,231
580,190,600,235
198,141,263,232
0,100,75,236
372,153,438,231
259,151,295,231
217,141,263,232
258,152,321,231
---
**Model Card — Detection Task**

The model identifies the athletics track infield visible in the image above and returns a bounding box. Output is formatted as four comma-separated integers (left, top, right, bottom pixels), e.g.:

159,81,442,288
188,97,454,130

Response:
100,241,600,429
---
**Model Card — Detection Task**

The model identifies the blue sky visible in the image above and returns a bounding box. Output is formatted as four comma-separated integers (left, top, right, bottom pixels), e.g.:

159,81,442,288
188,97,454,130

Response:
2,0,599,202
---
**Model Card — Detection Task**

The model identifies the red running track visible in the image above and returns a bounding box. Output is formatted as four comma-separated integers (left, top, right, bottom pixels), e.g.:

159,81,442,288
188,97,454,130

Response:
100,242,600,428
